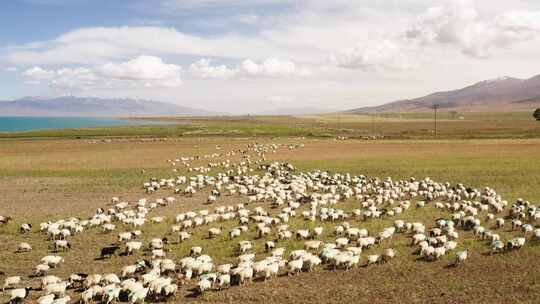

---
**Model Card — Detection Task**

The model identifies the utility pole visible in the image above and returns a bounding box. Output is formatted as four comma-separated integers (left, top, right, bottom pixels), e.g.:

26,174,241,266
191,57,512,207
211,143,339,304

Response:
433,104,439,137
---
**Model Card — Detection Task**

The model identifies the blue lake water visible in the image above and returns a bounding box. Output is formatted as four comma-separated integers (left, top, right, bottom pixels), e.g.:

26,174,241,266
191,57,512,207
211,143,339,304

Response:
0,117,171,132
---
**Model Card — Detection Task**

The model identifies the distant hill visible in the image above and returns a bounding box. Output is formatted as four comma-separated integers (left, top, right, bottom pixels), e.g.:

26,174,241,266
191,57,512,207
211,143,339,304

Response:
348,74,540,113
0,96,216,117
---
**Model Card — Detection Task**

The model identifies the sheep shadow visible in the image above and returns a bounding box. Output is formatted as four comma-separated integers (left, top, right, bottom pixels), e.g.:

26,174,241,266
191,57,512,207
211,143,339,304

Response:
443,262,458,269
185,287,202,298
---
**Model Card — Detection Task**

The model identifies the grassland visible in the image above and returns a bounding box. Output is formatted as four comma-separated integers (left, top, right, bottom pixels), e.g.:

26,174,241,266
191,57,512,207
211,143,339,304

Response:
0,137,540,303
1,111,538,140
1,112,540,303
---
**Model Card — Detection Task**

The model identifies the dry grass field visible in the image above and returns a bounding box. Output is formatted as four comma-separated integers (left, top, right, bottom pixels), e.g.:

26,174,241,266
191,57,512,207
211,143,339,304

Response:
1,115,540,303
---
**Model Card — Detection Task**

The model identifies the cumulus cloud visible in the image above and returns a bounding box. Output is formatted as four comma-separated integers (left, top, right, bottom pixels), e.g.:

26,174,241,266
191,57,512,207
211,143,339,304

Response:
189,58,310,79
22,66,56,80
330,0,540,69
240,58,311,77
22,55,182,89
329,39,415,70
22,56,309,91
189,59,238,79
97,55,182,86
406,0,540,58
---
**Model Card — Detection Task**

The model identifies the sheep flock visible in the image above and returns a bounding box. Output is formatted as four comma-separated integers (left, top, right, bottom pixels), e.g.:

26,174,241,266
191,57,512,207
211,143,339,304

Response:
1,142,539,303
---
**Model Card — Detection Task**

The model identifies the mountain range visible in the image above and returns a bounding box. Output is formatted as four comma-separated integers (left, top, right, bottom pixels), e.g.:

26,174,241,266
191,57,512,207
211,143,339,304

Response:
0,96,215,117
348,74,540,113
3,74,540,117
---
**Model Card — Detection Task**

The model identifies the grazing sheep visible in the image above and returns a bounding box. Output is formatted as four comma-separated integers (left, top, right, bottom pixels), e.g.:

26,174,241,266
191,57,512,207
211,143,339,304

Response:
100,246,120,258
208,227,222,238
129,287,149,304
3,276,21,291
19,223,32,233
37,294,55,304
287,259,303,275
0,215,13,224
190,246,203,257
217,274,230,290
381,248,396,263
102,284,120,304
265,241,275,252
533,229,540,241
304,240,322,251
491,240,505,254
9,287,31,303
198,278,212,293
35,264,50,276
41,275,62,290
53,240,71,252
366,255,380,266
45,281,68,297
238,241,252,253
455,249,469,265
125,241,142,255
16,242,32,253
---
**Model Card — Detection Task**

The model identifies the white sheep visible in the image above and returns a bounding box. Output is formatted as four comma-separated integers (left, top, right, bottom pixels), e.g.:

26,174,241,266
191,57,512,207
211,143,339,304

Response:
37,294,55,304
102,284,120,304
190,246,203,257
129,287,149,304
287,259,303,275
41,275,62,290
45,281,68,297
3,276,21,291
238,241,252,253
41,255,64,268
198,278,212,293
17,242,32,253
53,296,71,304
35,264,50,276
455,249,468,265
217,274,230,289
125,241,142,255
366,255,380,266
9,287,31,303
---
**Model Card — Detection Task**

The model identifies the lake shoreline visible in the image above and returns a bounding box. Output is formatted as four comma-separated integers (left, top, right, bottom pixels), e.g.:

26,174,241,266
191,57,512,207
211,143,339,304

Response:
0,116,177,132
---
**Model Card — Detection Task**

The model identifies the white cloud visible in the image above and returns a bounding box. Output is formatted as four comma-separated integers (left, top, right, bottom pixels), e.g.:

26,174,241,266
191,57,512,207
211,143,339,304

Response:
406,0,540,58
3,26,312,66
3,66,18,72
328,0,540,70
21,55,309,91
98,55,182,85
22,55,183,89
22,67,56,81
189,58,310,79
240,58,311,77
329,39,415,70
189,59,238,79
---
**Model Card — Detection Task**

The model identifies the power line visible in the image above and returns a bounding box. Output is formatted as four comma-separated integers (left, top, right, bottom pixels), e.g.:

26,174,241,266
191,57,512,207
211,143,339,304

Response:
433,104,439,137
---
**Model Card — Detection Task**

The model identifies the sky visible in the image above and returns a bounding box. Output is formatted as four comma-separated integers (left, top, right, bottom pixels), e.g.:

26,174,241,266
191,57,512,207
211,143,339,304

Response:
1,0,540,114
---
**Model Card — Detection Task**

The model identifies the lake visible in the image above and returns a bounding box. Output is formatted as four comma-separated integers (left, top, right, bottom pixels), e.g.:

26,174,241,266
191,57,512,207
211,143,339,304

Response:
0,117,170,132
